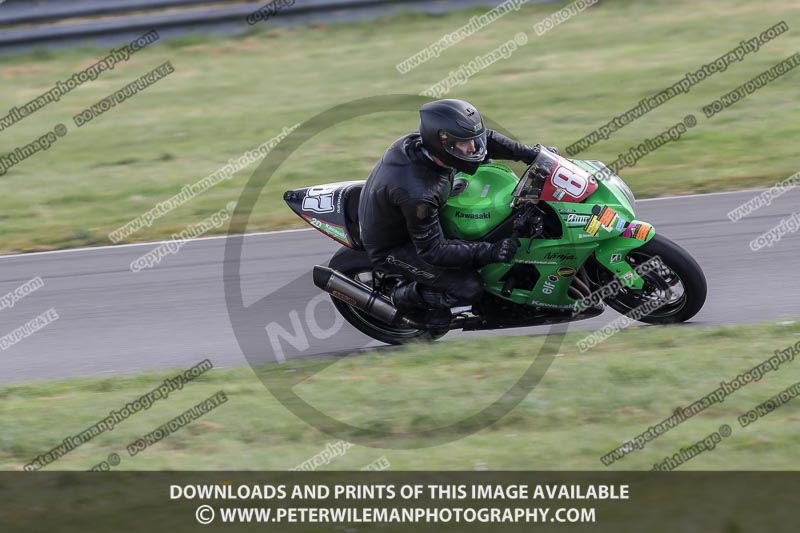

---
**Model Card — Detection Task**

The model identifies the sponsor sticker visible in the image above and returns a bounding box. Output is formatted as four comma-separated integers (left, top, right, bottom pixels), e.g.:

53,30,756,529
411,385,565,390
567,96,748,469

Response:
542,275,559,295
530,300,576,310
621,223,636,239
331,290,358,306
565,213,591,226
515,259,557,265
302,215,351,246
585,216,602,236
621,222,652,240
598,206,617,227
584,205,620,235
634,223,652,240
557,266,577,278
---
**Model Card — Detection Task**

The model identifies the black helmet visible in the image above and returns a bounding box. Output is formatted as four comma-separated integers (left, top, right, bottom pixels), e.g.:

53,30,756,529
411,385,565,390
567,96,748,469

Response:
419,99,487,175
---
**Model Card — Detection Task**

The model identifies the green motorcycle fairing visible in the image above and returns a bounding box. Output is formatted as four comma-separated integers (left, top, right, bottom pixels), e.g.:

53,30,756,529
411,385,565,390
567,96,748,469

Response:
441,160,655,310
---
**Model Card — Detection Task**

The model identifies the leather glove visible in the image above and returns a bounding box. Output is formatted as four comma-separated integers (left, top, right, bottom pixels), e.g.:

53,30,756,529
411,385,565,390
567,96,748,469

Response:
476,238,520,266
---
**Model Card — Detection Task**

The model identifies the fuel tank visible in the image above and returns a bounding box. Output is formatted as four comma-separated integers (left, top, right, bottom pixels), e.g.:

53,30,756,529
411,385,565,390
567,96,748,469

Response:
441,163,517,240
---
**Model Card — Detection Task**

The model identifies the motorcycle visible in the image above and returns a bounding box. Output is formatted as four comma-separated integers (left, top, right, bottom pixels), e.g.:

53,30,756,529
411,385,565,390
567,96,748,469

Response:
283,147,707,345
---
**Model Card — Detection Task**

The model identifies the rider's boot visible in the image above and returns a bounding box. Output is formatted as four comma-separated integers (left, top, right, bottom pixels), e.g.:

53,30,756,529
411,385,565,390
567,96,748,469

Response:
391,281,452,328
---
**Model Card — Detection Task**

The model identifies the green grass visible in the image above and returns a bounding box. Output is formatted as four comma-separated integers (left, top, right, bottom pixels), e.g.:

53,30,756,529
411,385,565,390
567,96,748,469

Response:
0,0,799,253
2,319,799,471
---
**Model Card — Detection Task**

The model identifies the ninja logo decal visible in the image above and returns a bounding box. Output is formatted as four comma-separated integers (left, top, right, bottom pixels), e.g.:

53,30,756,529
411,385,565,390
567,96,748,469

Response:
302,184,337,213
544,251,576,261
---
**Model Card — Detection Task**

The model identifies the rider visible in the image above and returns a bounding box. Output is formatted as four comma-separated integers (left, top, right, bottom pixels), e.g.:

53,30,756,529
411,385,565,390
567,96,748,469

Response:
358,98,557,325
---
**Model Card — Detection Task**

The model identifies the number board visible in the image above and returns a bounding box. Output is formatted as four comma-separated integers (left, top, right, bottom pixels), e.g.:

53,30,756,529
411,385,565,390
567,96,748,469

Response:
540,159,598,203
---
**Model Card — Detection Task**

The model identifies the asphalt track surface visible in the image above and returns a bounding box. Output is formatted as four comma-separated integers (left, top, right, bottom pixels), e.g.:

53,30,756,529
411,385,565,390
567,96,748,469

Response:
1,187,798,384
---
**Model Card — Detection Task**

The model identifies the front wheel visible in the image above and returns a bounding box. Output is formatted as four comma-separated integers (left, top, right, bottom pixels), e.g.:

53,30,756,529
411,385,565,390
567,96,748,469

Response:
327,248,448,345
595,234,707,324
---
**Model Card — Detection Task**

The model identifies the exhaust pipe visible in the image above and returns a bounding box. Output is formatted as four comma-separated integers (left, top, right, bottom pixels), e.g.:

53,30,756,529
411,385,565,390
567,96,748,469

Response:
313,265,413,326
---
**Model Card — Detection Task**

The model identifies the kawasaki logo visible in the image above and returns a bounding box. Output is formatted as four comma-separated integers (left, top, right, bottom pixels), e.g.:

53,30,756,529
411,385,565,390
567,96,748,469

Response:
324,225,347,241
455,211,491,219
307,217,349,244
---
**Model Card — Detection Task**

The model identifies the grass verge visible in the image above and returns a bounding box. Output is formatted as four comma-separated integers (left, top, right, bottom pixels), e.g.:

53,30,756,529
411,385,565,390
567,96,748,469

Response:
0,0,798,252
2,319,799,471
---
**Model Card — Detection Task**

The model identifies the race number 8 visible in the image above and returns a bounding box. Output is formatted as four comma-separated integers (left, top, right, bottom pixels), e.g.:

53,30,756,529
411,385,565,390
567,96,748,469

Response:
551,166,588,197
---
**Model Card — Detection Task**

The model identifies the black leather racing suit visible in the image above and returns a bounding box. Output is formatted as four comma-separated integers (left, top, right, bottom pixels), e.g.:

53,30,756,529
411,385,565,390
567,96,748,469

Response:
358,130,540,310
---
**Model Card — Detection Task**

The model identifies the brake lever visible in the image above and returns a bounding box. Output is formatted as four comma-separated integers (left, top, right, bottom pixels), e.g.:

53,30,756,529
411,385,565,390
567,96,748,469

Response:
526,216,544,253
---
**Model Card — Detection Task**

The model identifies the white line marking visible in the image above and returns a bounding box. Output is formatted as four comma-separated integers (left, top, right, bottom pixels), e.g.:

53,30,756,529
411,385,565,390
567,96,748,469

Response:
0,227,315,260
637,188,775,202
0,187,784,261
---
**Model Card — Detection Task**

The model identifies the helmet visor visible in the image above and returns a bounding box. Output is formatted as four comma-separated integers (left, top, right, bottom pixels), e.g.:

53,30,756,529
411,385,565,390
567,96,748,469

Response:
439,130,487,163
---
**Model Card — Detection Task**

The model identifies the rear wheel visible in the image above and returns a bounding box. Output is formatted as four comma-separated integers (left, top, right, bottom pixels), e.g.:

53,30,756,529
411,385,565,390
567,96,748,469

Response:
591,234,706,324
328,248,448,345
